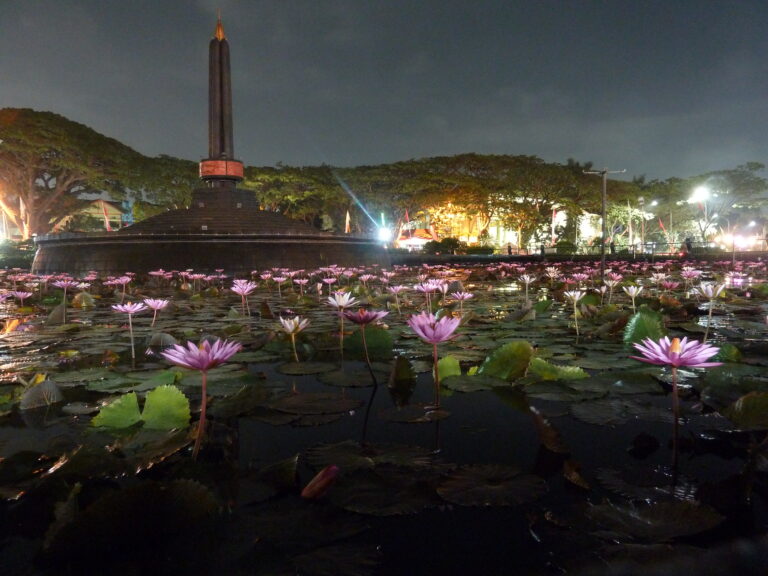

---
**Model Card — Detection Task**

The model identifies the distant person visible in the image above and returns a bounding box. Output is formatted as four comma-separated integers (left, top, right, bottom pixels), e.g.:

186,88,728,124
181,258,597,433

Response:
540,243,545,257
685,237,693,252
507,242,513,256
609,239,616,254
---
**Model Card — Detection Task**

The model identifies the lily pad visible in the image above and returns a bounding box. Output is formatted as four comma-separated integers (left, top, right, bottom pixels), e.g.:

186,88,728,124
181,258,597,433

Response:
623,308,667,347
19,379,64,410
437,465,547,507
586,500,723,542
141,385,191,430
570,398,672,426
278,362,337,376
723,392,768,430
528,357,588,381
476,340,534,381
270,393,363,415
329,468,440,516
305,440,436,472
441,374,509,393
91,392,142,429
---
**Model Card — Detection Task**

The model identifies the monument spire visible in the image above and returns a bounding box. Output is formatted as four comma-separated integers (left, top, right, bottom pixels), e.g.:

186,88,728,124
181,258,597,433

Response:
199,13,243,188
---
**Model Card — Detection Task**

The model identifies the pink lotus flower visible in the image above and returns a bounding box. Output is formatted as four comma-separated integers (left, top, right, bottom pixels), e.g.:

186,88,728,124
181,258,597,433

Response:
161,338,242,372
143,298,170,327
407,311,460,344
407,311,461,409
112,302,148,315
631,336,722,368
112,302,148,362
161,339,242,459
342,308,389,325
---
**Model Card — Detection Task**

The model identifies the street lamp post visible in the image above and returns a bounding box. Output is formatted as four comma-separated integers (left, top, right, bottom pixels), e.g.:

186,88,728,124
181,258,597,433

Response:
584,167,626,279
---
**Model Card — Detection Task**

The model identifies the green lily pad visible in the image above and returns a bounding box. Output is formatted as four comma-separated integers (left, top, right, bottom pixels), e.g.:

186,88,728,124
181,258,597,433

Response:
345,325,393,361
141,385,190,430
586,501,723,542
278,362,337,376
270,393,363,415
19,379,64,410
528,357,588,381
318,369,378,388
441,374,509,393
570,398,672,426
437,355,461,379
329,468,440,516
304,440,436,472
723,392,768,430
623,308,667,346
91,392,142,429
378,405,451,423
476,340,534,381
437,465,547,507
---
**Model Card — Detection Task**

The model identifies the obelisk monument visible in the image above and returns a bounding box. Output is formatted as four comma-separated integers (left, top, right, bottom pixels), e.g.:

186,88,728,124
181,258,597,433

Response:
199,16,244,189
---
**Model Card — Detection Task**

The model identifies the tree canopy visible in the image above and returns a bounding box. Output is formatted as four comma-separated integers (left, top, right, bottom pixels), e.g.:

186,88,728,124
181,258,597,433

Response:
2,108,764,245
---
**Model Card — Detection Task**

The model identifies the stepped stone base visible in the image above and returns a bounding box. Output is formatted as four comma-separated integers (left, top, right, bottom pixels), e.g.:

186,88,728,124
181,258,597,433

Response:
32,188,389,275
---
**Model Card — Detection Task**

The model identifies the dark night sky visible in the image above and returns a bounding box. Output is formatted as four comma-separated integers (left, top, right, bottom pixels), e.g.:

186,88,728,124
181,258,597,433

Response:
1,0,766,180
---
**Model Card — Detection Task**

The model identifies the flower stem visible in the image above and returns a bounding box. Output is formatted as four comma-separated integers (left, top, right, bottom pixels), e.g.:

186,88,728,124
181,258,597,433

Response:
671,366,680,485
290,333,299,362
192,371,208,460
127,313,135,361
432,342,440,409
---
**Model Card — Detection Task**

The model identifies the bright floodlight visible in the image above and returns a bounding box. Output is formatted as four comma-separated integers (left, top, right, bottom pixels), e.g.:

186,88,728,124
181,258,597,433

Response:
689,186,710,204
377,227,392,242
748,221,756,227
650,200,658,207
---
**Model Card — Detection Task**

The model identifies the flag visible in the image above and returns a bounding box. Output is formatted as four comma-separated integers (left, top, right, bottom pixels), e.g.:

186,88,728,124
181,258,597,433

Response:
344,210,351,234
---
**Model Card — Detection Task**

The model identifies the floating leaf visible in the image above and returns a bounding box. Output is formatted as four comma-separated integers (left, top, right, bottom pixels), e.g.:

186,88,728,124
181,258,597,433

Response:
19,379,64,410
329,469,440,516
305,440,436,472
345,325,393,361
437,465,547,507
441,374,509,393
586,501,723,542
476,340,534,381
387,355,416,406
278,362,337,376
71,292,95,308
270,393,363,415
714,343,742,363
722,392,768,430
141,385,190,430
570,398,671,426
378,404,451,423
291,543,381,576
623,308,666,347
91,392,142,429
528,357,588,381
437,355,461,379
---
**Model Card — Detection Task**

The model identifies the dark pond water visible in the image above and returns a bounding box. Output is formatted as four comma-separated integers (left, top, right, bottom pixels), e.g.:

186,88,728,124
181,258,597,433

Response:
1,259,767,575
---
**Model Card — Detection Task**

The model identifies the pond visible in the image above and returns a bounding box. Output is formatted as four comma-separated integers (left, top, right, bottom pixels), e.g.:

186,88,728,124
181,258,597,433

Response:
1,258,767,575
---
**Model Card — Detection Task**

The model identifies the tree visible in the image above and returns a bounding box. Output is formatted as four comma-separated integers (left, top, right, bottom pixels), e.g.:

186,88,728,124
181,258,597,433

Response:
0,108,146,238
684,163,767,242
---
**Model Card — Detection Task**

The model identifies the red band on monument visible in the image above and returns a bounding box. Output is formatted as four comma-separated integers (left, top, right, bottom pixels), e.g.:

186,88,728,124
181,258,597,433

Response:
199,160,244,179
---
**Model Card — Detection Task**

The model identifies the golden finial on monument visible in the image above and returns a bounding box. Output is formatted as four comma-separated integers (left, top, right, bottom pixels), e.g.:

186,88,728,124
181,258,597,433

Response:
215,9,225,40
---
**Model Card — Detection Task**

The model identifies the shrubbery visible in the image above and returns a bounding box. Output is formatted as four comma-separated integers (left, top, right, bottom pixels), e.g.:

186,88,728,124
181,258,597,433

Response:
0,240,35,269
422,237,467,255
